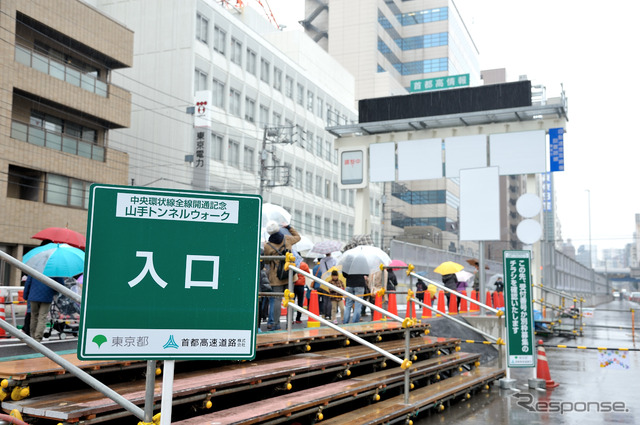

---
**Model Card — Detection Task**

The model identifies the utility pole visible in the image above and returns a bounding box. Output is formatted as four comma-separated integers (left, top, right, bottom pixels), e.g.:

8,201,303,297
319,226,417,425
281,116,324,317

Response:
259,126,295,197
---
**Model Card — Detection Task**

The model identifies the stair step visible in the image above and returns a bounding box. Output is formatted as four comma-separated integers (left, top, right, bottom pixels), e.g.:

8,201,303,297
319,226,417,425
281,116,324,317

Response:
3,336,457,422
172,353,483,424
320,367,505,425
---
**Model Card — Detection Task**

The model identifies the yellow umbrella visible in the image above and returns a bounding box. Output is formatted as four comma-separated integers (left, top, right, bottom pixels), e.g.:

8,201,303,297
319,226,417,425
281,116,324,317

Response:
321,266,345,292
434,261,464,275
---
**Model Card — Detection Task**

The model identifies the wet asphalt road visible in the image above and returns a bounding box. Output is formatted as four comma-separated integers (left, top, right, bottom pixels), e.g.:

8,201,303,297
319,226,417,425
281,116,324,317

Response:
417,299,640,424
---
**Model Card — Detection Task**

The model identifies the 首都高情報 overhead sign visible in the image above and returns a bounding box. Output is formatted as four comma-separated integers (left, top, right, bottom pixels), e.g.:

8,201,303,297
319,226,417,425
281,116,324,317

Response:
78,184,262,361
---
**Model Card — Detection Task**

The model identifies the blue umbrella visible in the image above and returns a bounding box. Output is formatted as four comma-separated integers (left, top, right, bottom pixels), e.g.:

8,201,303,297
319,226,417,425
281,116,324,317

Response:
23,243,85,277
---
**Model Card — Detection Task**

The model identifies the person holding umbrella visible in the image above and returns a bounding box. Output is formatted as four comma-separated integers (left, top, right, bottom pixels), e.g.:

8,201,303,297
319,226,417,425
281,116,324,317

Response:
23,274,63,342
22,242,85,342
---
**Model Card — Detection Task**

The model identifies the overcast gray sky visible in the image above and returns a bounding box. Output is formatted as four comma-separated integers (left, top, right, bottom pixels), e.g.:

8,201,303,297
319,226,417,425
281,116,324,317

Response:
267,0,640,255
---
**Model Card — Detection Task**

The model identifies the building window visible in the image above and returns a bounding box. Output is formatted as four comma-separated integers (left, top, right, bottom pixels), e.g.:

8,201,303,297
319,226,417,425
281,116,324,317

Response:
272,111,282,126
317,97,323,117
305,171,313,192
348,224,353,239
324,140,332,161
296,83,304,105
228,139,240,167
244,97,255,122
349,190,354,206
325,179,330,199
7,165,41,202
260,58,270,83
259,105,269,128
332,220,339,238
307,91,314,112
243,146,254,172
341,189,347,205
273,67,282,91
212,79,225,108
333,183,339,202
326,105,333,124
295,167,303,190
315,176,323,197
194,69,207,92
230,37,242,65
324,218,330,236
46,173,90,209
305,213,312,233
315,215,321,235
196,13,208,44
246,48,257,75
14,111,102,161
213,26,226,55
316,136,323,157
229,88,241,116
396,7,448,26
341,222,347,240
211,133,223,161
285,76,294,98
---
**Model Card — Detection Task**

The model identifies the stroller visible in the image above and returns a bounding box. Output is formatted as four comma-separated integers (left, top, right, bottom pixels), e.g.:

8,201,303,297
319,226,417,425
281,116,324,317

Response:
44,278,81,340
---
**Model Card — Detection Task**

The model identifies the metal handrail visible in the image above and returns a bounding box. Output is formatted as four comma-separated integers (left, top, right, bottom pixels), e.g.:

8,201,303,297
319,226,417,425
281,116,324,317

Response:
288,265,408,325
286,264,413,404
0,250,152,421
409,295,501,343
410,272,503,316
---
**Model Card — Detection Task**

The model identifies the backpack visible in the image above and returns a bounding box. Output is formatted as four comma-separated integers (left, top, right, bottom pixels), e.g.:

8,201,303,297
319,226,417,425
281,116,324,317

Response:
267,242,293,280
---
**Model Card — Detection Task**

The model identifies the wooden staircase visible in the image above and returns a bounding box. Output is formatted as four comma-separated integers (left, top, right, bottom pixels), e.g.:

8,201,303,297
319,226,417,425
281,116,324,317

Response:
0,322,504,424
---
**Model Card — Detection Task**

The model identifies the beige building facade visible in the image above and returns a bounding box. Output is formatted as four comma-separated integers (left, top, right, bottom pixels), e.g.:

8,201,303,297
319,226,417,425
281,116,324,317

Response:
0,0,133,285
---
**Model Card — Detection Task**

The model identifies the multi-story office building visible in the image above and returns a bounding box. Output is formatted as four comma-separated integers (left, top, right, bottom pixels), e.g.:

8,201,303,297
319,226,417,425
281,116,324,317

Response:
305,0,481,254
0,0,132,285
91,0,381,247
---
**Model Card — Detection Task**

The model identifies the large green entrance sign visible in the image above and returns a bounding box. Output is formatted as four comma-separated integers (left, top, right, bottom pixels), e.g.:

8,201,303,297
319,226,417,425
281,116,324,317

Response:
503,251,535,368
78,184,262,361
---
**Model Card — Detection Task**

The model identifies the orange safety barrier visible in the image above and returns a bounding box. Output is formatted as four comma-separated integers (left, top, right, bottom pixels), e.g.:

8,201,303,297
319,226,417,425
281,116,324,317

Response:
422,292,432,318
0,296,5,337
436,291,446,316
373,293,383,321
388,291,398,316
307,290,320,328
485,291,493,308
459,290,468,313
470,290,479,312
448,293,458,315
406,294,416,320
536,340,559,388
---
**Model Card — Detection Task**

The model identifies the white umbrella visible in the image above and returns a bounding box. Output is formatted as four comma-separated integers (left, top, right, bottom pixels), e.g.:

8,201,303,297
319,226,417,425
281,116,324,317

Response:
338,245,391,275
455,270,474,283
293,236,314,253
262,203,291,229
488,273,504,287
310,240,343,254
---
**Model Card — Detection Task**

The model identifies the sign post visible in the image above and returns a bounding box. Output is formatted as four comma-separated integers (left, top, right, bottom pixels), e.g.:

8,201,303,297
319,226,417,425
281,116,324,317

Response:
78,184,262,361
501,251,543,389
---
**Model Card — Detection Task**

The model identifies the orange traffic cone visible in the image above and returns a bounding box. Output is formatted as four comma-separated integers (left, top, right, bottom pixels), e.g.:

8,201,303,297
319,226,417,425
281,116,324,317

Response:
436,291,446,316
0,296,6,337
536,341,559,388
459,290,468,313
448,293,458,315
388,291,398,316
307,290,320,328
498,292,505,309
492,292,500,309
485,291,493,308
373,293,383,321
470,290,479,312
422,292,432,318
406,295,416,319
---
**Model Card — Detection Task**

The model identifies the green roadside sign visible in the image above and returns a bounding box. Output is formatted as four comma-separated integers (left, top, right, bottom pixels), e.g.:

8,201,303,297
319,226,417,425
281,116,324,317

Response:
78,184,262,361
409,73,470,93
503,250,535,368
